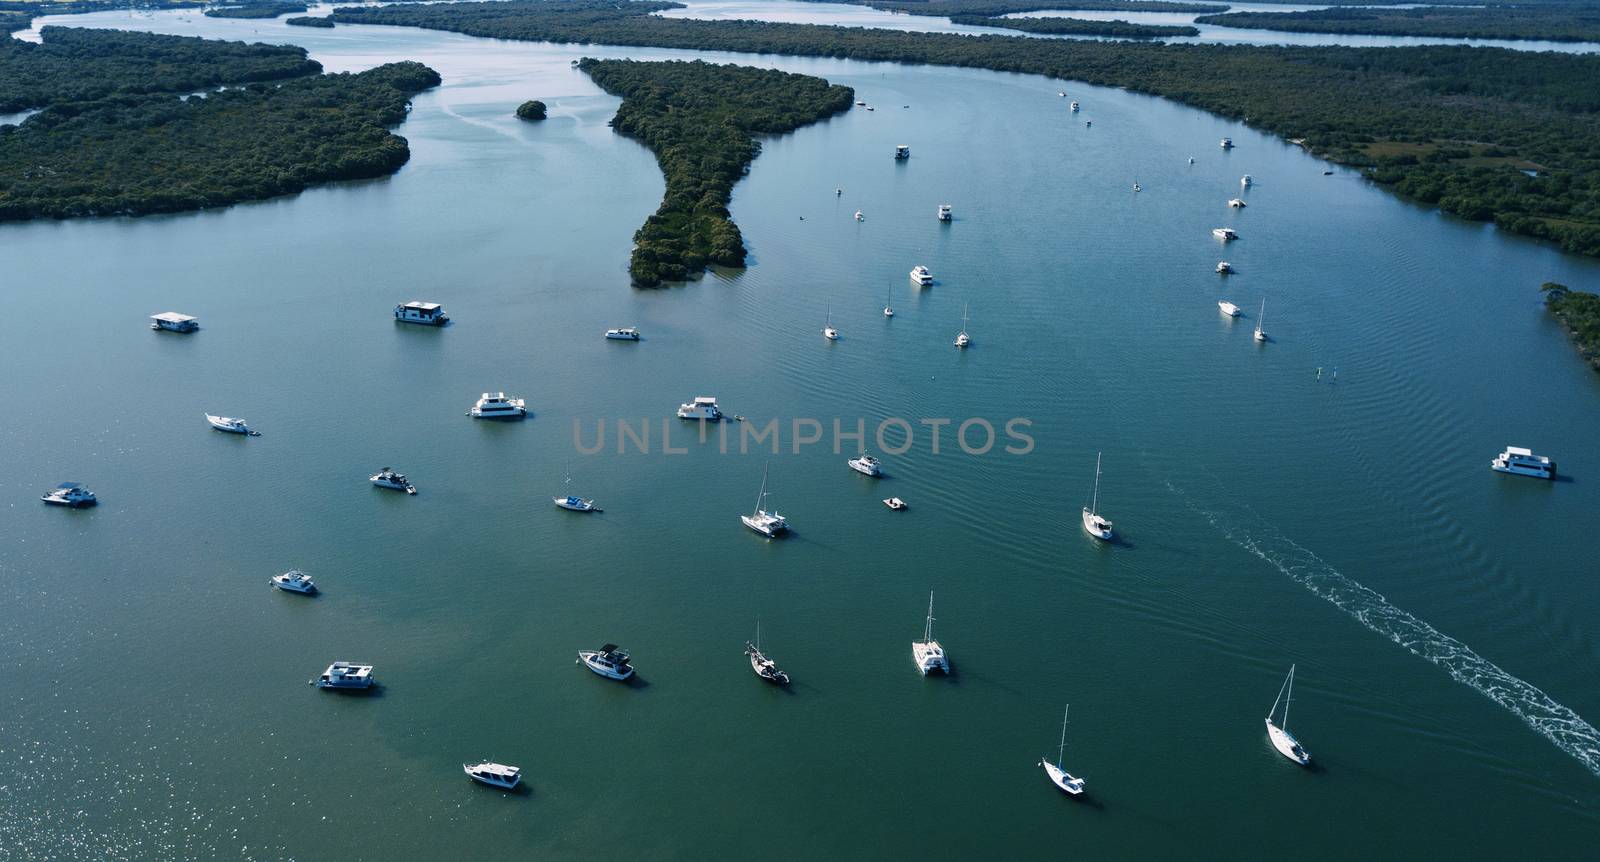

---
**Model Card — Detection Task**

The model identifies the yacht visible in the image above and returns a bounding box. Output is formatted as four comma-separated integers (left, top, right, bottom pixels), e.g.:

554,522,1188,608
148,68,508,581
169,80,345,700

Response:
205,414,259,435
577,644,634,680
1265,664,1311,766
1213,227,1238,241
463,762,522,790
745,624,790,685
866,106,875,111
1240,174,1253,187
741,462,789,538
605,327,640,341
1070,101,1080,112
954,303,971,349
855,100,866,106
883,497,907,510
149,312,198,332
854,210,865,222
894,144,910,160
1216,261,1233,274
315,661,374,690
677,396,723,421
40,482,96,508
1082,452,1114,541
823,309,839,341
1058,91,1066,97
848,454,882,477
910,265,933,286
469,392,526,419
937,204,952,222
370,467,416,494
1228,197,1247,207
270,569,318,594
394,301,449,326
911,591,950,676
1254,298,1268,342
1040,705,1086,796
554,465,601,511
1218,300,1242,317
1491,446,1556,479
1220,137,1234,149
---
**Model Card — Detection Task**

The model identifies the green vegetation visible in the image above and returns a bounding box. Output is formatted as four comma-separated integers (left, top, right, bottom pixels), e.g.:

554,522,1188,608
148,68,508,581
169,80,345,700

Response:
0,1,207,32
285,15,333,28
515,99,547,120
865,0,1225,14
0,28,440,221
580,59,852,286
331,0,1600,259
202,2,306,19
951,14,1198,37
1196,7,1600,44
1543,283,1600,371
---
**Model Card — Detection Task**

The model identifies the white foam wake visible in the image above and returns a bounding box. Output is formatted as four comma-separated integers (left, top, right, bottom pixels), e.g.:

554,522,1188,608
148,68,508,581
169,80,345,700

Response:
1183,490,1600,778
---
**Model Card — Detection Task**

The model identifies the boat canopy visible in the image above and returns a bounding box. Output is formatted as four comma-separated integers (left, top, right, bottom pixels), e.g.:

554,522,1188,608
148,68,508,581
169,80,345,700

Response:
151,312,197,324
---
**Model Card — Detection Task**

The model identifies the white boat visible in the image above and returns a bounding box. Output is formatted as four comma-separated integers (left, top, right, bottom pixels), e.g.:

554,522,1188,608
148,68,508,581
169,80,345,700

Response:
394,301,448,326
370,467,416,495
577,644,634,680
953,303,971,349
741,462,789,538
1491,446,1556,479
676,396,723,421
1220,137,1234,149
315,661,374,690
911,591,950,676
855,100,866,106
149,311,198,332
1070,100,1080,112
1218,300,1241,317
894,144,910,160
1213,227,1238,241
1216,261,1234,274
1040,705,1086,796
854,210,865,222
605,327,640,341
1132,182,1141,193
1265,664,1311,766
553,465,601,512
883,497,907,510
205,413,259,435
865,106,875,111
469,392,527,419
1240,174,1252,187
910,265,933,287
1228,197,1247,207
1188,157,1195,164
1085,121,1092,127
885,282,895,318
270,569,317,594
1254,298,1268,342
1058,91,1066,97
1082,452,1113,541
746,623,790,685
41,482,96,508
463,761,522,790
937,204,952,222
848,454,882,476
823,309,839,341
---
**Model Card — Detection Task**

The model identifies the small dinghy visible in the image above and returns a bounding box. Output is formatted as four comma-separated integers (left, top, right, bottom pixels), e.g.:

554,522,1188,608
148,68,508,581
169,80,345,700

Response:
463,761,522,790
883,497,907,510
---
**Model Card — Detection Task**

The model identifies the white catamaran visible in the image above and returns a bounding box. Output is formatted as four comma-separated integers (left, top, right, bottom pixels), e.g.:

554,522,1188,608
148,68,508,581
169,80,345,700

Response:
1082,452,1113,541
1265,664,1311,766
1040,704,1086,796
741,462,789,538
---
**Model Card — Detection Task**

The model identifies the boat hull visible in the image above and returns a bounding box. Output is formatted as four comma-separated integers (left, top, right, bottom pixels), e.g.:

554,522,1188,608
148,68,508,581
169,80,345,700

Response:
1082,508,1113,541
1490,461,1555,479
1266,719,1310,766
741,514,787,537
578,652,634,680
41,495,96,508
1041,760,1085,795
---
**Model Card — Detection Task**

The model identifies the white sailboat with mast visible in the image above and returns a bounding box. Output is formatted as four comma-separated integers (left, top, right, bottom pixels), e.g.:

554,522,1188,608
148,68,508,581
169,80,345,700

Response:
1081,452,1113,541
553,462,600,512
884,283,895,318
911,590,949,675
740,461,789,537
1265,664,1311,766
953,303,971,348
1039,704,1086,796
1254,297,1268,342
823,308,839,341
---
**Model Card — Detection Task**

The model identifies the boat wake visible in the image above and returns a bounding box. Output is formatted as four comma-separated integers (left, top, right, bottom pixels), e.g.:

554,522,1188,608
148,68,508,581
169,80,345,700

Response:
1176,486,1600,779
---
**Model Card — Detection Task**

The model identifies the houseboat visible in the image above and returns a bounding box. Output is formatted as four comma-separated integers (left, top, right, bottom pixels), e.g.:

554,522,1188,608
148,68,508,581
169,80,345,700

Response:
1491,446,1556,479
676,396,723,421
463,762,522,790
394,301,449,326
1213,227,1238,241
910,265,934,286
150,312,199,332
469,392,526,419
315,661,374,689
894,145,910,160
937,204,953,222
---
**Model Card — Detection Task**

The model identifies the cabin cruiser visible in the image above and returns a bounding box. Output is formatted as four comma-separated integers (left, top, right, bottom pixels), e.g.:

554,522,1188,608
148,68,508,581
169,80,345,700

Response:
910,265,933,286
911,592,949,676
206,414,259,435
469,392,526,419
1132,182,1141,193
150,312,198,332
1213,227,1238,241
554,493,600,512
1229,197,1247,207
1491,446,1556,479
1218,301,1242,317
854,210,865,222
1220,137,1234,149
677,396,723,421
1070,101,1080,112
315,661,374,689
1216,261,1234,274
605,327,640,341
463,761,522,790
883,497,907,510
270,569,317,594
41,482,96,508
577,644,634,680
370,468,416,494
394,301,448,326
894,144,910,160
855,100,866,106
937,204,952,222
1240,174,1253,187
745,641,790,685
848,455,882,477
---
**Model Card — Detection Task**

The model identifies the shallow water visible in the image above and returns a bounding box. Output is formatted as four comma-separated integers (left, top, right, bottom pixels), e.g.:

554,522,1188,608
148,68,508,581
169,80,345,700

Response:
3,7,1600,859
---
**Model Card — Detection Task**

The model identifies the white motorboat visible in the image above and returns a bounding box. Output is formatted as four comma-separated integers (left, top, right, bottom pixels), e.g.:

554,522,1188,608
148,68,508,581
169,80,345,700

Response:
469,392,527,419
1240,174,1253,187
370,467,416,495
937,204,952,222
463,761,522,790
1491,446,1557,479
1254,298,1268,342
270,569,317,594
41,482,97,508
848,454,882,477
894,144,910,160
554,465,601,512
855,100,866,106
746,624,790,685
394,301,448,326
205,413,259,435
910,265,933,286
1132,182,1141,193
314,661,374,690
1213,227,1238,241
1058,91,1066,97
1265,664,1311,766
741,462,789,538
911,591,950,675
149,312,198,332
865,106,875,111
854,210,865,222
1070,100,1080,112
1188,157,1195,164
577,644,634,680
1040,705,1086,796
605,327,640,341
1220,137,1234,149
823,309,839,341
836,187,843,196
1218,300,1242,317
1228,197,1247,207
883,497,907,510
1082,452,1114,541
1216,261,1233,274
677,396,723,421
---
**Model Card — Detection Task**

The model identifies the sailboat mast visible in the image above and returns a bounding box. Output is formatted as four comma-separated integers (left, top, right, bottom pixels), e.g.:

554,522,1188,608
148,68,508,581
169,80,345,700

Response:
753,462,769,515
923,591,935,642
1058,704,1069,768
1283,664,1295,731
1268,664,1292,722
1091,452,1102,516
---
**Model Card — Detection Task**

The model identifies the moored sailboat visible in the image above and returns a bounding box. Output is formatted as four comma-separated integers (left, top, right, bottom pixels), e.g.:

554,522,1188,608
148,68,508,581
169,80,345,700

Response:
1266,664,1311,766
1082,452,1113,541
1040,704,1086,796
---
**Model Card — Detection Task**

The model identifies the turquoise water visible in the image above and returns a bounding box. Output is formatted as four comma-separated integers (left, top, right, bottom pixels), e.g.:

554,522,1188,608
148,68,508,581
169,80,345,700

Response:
4,7,1600,859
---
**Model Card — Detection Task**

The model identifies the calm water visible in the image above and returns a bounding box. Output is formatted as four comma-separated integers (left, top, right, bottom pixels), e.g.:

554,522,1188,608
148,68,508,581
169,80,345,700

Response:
4,7,1600,860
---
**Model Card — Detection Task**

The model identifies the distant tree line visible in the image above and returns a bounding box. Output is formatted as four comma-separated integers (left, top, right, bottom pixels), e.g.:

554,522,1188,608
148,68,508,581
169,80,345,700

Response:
203,3,307,20
581,59,852,286
950,15,1199,38
1542,283,1600,372
1196,6,1600,44
286,15,334,28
